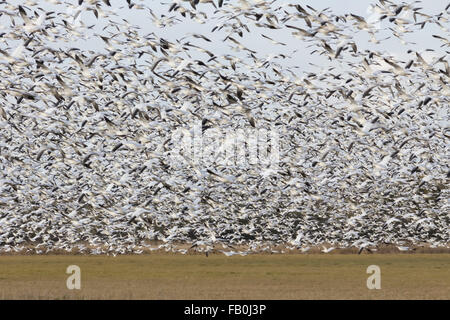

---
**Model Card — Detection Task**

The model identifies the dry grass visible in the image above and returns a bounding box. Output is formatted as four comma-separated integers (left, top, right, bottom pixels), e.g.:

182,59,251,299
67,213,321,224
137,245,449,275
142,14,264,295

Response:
0,253,448,299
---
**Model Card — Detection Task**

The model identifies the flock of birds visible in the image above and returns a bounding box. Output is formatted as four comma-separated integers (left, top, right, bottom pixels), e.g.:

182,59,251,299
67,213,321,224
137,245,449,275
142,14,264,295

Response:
0,0,448,255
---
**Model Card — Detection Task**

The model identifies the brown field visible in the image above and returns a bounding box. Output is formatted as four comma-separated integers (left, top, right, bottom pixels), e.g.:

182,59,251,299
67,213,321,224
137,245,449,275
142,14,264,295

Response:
0,253,448,300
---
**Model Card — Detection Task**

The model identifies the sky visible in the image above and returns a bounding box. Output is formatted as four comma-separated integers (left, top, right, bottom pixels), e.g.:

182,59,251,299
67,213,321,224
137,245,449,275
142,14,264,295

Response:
0,0,448,77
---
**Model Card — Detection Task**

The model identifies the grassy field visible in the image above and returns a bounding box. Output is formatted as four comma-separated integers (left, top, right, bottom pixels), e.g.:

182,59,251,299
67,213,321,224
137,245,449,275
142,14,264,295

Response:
0,253,448,299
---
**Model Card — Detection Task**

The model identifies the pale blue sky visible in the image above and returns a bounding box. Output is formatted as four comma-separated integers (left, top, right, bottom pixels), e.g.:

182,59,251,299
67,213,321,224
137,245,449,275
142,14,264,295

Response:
81,0,449,72
1,0,448,75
